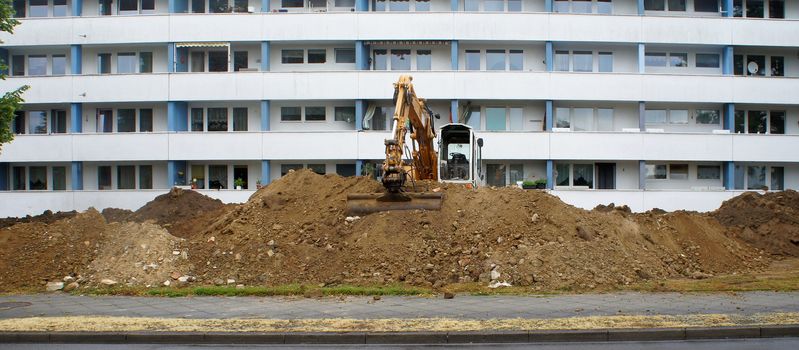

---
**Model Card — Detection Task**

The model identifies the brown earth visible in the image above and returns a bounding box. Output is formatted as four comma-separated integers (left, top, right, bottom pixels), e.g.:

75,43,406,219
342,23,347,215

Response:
0,210,78,230
712,190,799,257
0,170,791,292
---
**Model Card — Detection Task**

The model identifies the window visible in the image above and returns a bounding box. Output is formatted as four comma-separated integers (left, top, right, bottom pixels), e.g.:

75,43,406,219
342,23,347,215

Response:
508,108,523,131
487,164,506,187
669,164,688,180
733,54,743,75
572,164,593,188
554,0,569,12
191,52,205,72
668,53,687,68
697,165,721,180
53,166,66,191
598,52,612,72
140,109,153,132
11,55,24,76
233,166,248,189
117,166,135,190
281,164,303,176
508,0,522,11
734,110,745,133
191,165,205,189
645,52,666,67
572,0,591,13
465,50,480,71
29,0,47,17
335,48,355,64
335,0,355,6
233,0,248,12
485,107,506,131
746,55,765,76
747,166,766,190
12,111,24,134
696,54,720,68
746,0,764,17
464,0,478,10
597,109,613,131
117,109,136,132
389,0,410,11
282,50,303,64
416,50,431,71
208,51,227,72
555,163,570,186
117,53,137,74
696,109,720,124
509,164,524,185
12,167,25,190
96,53,112,74
120,0,138,11
282,0,303,7
485,0,504,11
96,109,113,133
52,55,66,75
509,50,523,71
644,0,665,11
694,0,718,11
645,110,667,124
415,0,430,11
52,110,67,134
191,0,205,12
769,0,784,18
210,0,228,12
12,0,24,18
390,49,410,70
771,167,784,190
208,165,227,190
233,107,248,131
555,51,569,71
139,165,153,189
98,166,112,190
373,49,387,70
573,51,592,72
747,110,767,134
281,107,301,121
142,0,156,11
770,56,784,77
334,106,355,123
597,0,612,13
99,0,113,15
305,107,326,121
571,108,593,131
770,111,785,134
375,0,386,11
308,164,326,175
555,108,570,128
191,108,204,131
486,50,505,71
29,166,47,190
336,164,356,177
646,164,667,179
368,106,392,130
669,110,688,124
308,49,326,64
28,111,47,134
28,55,46,76
233,51,248,71
207,108,228,131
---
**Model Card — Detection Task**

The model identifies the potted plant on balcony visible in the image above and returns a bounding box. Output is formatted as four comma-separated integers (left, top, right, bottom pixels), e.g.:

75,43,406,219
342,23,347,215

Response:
256,180,263,190
521,180,536,190
535,179,547,189
234,178,245,190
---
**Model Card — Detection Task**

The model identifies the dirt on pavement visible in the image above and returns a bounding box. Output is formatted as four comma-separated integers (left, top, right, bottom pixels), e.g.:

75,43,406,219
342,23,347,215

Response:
0,170,794,292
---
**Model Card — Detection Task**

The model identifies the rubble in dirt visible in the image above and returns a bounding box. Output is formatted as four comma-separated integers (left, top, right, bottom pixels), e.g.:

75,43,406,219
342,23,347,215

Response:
101,208,133,223
712,190,799,257
125,188,226,230
0,210,78,230
184,170,768,290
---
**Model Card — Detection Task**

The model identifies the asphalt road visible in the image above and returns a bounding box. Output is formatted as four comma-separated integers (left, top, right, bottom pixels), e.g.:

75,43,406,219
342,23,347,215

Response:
3,338,799,350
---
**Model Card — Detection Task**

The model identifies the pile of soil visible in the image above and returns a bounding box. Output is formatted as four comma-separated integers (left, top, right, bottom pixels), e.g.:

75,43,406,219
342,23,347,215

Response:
0,210,78,230
101,208,133,223
183,170,767,290
712,190,799,256
125,188,226,229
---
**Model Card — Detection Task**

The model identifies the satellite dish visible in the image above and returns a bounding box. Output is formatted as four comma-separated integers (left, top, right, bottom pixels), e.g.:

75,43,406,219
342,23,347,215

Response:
747,61,759,75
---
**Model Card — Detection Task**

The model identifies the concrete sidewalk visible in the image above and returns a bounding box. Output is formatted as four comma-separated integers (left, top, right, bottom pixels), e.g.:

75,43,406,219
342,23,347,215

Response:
0,292,797,320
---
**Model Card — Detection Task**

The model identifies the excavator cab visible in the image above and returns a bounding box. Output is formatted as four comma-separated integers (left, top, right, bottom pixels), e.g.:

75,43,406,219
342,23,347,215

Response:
438,123,484,187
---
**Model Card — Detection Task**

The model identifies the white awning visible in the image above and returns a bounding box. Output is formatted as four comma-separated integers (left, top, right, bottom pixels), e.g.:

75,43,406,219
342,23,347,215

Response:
175,42,230,48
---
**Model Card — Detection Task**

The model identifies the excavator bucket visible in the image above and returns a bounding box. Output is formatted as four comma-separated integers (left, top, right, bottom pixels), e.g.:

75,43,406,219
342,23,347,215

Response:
346,192,444,215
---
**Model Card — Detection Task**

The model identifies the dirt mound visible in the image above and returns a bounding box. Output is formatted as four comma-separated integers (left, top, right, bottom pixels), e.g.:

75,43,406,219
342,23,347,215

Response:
712,190,799,256
0,210,78,230
85,222,192,287
184,170,767,290
0,210,108,291
101,208,133,223
127,188,226,229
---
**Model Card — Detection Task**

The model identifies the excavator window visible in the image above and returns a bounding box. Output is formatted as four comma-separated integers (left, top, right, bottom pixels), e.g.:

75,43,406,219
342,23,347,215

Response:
440,128,472,181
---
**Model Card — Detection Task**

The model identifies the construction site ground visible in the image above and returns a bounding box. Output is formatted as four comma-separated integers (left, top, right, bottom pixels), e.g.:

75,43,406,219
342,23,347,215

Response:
2,169,799,295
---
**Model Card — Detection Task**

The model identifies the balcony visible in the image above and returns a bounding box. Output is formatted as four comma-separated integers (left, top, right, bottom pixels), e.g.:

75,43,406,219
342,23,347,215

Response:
2,13,798,47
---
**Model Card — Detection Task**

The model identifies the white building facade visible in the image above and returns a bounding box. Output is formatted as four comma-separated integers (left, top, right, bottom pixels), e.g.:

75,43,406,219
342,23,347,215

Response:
0,0,798,216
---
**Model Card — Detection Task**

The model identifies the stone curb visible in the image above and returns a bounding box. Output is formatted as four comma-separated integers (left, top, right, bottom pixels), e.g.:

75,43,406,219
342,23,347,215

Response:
0,325,796,344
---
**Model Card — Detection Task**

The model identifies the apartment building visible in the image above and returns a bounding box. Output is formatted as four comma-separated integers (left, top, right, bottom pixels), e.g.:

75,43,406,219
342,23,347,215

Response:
0,0,797,216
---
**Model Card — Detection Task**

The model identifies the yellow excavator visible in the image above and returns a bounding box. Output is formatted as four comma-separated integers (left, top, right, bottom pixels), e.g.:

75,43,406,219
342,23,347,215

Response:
346,75,484,214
